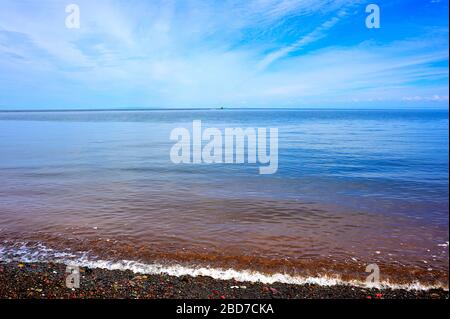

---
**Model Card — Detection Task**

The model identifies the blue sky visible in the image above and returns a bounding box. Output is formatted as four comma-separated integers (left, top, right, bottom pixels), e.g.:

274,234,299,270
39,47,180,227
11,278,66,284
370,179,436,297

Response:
0,0,448,109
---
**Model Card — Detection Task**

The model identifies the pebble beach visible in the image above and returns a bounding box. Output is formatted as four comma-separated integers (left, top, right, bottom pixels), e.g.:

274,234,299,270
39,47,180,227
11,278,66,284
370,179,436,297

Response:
0,262,447,299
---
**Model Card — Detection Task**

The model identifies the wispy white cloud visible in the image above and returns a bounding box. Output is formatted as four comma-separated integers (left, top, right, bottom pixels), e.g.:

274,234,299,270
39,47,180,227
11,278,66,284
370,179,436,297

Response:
0,0,448,109
258,12,345,70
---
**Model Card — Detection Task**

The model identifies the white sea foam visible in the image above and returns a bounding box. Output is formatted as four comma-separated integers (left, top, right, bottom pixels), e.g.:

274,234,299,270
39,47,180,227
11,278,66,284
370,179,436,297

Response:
0,242,447,292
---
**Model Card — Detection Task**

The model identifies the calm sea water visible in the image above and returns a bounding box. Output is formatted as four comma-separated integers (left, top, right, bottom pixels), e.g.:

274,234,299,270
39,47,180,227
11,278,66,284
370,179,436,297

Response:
0,109,448,287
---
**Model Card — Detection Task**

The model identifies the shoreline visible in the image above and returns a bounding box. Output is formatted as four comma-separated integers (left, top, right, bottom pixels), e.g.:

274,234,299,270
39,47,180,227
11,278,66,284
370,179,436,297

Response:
0,262,447,299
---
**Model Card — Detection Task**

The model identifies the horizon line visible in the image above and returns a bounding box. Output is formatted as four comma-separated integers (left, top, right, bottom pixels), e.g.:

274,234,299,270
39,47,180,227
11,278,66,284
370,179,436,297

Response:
0,107,449,113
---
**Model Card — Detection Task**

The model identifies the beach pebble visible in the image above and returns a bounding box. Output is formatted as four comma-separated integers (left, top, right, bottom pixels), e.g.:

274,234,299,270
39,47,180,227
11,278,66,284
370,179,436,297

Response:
269,287,279,294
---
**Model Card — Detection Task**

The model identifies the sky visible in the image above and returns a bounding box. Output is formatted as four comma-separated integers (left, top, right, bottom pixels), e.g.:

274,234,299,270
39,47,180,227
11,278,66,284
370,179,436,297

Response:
0,0,448,109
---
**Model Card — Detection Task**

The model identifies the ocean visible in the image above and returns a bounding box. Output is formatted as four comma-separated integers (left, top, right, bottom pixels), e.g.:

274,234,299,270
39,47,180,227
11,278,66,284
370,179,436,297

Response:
0,109,448,289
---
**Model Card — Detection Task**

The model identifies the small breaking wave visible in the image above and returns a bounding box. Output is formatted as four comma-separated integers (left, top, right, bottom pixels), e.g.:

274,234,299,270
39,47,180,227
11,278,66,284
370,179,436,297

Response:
0,242,447,291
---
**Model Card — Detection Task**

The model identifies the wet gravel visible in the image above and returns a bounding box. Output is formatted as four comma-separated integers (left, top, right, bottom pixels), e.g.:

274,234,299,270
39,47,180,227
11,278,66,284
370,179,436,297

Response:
0,262,447,299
